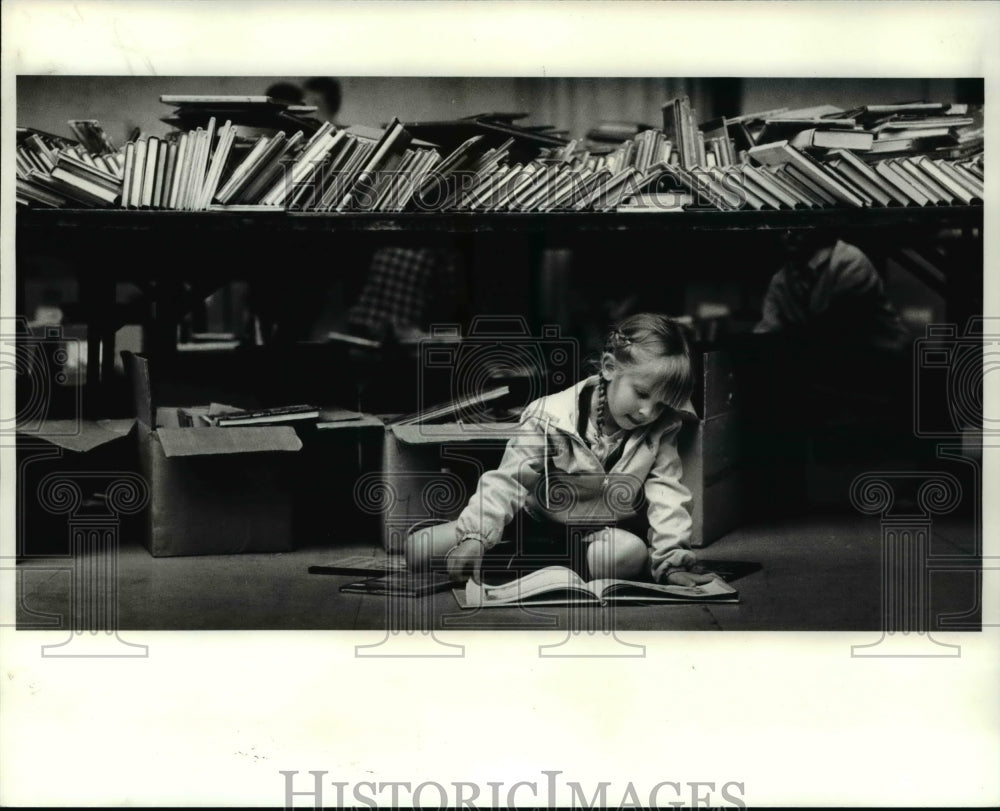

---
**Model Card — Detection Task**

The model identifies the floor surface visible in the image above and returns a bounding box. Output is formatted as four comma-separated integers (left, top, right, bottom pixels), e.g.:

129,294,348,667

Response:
15,509,980,633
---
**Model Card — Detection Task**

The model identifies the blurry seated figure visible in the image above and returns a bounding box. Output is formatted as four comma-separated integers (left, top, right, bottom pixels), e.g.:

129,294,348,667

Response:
755,232,910,355
346,246,465,343
743,232,916,511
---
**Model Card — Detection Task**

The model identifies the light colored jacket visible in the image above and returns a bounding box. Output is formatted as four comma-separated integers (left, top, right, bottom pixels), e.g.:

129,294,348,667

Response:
454,375,698,581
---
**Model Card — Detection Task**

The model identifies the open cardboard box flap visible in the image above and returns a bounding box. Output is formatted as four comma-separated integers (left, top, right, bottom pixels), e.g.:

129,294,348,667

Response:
16,418,136,453
156,426,302,457
389,423,519,445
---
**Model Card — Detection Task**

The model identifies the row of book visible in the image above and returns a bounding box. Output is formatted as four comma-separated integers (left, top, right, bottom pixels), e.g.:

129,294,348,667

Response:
15,97,986,212
653,144,985,212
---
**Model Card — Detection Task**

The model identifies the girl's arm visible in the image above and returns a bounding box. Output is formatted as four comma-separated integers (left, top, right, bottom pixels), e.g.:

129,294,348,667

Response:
644,421,699,582
453,422,549,549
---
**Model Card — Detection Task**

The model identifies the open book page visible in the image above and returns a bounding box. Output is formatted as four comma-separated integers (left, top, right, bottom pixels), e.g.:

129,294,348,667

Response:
591,576,738,602
460,568,739,608
465,566,596,607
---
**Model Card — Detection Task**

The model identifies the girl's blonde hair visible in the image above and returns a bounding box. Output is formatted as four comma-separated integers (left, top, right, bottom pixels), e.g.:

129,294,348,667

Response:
604,313,694,410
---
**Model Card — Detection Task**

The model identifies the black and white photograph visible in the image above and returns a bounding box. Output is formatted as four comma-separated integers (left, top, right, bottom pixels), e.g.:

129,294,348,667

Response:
2,1,998,808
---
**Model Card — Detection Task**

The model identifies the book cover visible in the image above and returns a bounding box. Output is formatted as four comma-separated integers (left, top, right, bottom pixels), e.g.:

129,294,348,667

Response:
790,128,874,151
211,404,320,427
389,385,511,427
49,167,119,205
340,572,454,598
308,554,407,577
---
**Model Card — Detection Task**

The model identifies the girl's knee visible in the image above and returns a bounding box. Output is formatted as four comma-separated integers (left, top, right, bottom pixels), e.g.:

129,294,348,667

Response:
586,528,648,580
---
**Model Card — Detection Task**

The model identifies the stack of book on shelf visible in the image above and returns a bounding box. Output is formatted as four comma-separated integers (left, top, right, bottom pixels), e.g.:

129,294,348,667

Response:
16,125,126,208
160,94,323,137
738,101,983,161
16,95,985,213
828,102,983,159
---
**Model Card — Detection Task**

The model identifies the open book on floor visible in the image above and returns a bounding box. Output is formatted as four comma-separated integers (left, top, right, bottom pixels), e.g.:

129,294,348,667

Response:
454,566,738,609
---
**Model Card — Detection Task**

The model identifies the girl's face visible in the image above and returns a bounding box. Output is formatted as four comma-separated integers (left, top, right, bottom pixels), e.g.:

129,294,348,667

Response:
600,350,674,431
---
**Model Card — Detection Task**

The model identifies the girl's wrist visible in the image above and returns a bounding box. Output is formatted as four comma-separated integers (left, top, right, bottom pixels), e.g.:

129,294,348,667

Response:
446,536,486,559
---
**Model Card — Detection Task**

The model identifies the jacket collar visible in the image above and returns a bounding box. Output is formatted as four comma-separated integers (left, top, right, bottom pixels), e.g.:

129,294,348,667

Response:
522,375,699,434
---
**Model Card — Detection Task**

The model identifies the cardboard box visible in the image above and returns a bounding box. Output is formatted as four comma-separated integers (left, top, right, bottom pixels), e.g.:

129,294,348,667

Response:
15,419,139,557
124,352,302,557
675,418,743,548
381,423,515,553
296,414,385,546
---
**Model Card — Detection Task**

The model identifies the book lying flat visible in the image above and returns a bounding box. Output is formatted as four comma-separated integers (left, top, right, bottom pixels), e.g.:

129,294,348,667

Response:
389,385,510,427
339,571,454,598
210,404,320,426
790,128,874,151
455,565,739,609
308,554,407,577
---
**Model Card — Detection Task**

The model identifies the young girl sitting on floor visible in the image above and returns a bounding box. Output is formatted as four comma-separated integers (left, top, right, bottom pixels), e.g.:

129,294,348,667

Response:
405,313,719,587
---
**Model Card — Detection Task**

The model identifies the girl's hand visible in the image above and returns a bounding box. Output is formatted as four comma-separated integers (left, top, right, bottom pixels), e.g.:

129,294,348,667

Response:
665,569,724,588
446,538,485,584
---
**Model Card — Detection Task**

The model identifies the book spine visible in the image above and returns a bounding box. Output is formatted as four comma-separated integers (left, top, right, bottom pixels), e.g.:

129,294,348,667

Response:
140,137,159,209
168,133,188,210
894,158,948,204
129,138,147,209
873,161,929,206
161,142,178,209
50,168,117,204
200,120,236,209
833,149,910,206
932,160,983,201
120,142,135,208
216,134,270,204
176,129,199,211
152,142,168,208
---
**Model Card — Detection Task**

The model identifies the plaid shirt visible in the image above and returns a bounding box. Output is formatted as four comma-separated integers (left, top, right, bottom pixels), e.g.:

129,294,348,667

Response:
347,247,461,340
